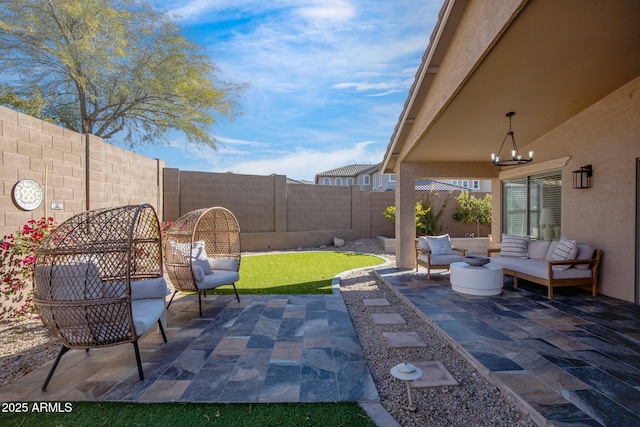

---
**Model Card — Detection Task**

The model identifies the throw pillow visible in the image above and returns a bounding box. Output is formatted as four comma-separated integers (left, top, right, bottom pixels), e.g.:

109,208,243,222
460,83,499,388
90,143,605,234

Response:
192,241,212,275
416,236,430,251
551,236,578,270
192,265,205,282
426,234,454,256
574,244,595,270
500,234,530,258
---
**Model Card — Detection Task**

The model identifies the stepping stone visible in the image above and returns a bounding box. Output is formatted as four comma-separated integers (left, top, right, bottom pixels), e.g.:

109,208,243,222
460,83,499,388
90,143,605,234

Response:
383,332,427,348
363,298,391,307
410,361,459,388
372,313,406,325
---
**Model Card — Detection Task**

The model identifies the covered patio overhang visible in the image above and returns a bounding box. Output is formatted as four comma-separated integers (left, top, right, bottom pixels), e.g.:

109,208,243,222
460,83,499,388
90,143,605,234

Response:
383,0,640,275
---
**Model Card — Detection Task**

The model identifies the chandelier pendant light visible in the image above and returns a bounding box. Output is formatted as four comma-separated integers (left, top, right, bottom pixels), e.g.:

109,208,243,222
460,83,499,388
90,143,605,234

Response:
490,111,533,166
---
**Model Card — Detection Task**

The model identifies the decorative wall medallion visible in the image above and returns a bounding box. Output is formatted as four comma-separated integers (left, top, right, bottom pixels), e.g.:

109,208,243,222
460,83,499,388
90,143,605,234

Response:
12,179,44,211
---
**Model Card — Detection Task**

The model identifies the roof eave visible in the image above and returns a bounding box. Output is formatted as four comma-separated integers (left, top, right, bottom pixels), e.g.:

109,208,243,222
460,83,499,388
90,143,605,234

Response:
381,0,468,174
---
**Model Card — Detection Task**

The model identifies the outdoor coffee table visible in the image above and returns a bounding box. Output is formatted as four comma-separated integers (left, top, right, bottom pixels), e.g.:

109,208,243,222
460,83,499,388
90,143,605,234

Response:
450,261,503,296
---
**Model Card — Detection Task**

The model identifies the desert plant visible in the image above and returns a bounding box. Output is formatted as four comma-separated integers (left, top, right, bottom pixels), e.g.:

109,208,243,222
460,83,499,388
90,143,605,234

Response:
1,216,56,318
453,190,492,237
383,191,449,236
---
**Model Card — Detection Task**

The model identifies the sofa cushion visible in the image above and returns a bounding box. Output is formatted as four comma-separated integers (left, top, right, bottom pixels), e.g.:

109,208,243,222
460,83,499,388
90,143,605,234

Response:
426,234,454,255
490,257,592,280
527,241,551,260
195,270,240,291
575,244,596,270
550,236,578,270
417,236,430,251
500,234,530,258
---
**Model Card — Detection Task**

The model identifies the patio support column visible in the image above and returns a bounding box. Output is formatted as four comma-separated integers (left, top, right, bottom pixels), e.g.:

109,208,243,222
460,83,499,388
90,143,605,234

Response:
395,162,418,269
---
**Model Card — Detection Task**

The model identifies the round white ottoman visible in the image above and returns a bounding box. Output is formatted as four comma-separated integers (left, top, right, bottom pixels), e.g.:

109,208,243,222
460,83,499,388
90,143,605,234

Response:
450,262,503,296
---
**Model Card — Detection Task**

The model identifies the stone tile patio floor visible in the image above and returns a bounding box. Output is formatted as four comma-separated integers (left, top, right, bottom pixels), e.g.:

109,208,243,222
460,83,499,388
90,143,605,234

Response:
2,266,640,427
0,292,379,404
377,267,640,426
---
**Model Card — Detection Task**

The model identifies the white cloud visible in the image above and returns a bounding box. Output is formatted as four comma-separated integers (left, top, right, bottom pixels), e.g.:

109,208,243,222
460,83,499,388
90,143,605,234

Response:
209,140,383,180
296,0,356,25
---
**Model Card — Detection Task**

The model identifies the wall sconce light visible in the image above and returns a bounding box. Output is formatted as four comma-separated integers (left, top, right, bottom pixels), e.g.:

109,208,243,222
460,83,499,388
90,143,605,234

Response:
490,112,533,166
572,165,592,189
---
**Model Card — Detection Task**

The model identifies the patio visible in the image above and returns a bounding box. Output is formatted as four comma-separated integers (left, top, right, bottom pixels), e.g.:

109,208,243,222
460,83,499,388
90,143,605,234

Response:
1,265,639,427
377,267,640,426
0,291,377,404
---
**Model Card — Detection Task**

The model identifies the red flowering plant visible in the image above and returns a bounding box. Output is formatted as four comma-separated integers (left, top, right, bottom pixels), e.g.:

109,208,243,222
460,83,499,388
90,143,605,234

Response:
0,217,56,319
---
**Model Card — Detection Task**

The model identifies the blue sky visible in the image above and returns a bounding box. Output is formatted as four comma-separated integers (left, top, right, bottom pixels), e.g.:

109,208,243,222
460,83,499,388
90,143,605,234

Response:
130,0,441,181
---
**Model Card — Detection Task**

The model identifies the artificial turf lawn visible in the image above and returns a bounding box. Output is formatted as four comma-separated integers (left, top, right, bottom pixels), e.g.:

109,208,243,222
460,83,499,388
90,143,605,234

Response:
210,251,385,295
0,402,376,427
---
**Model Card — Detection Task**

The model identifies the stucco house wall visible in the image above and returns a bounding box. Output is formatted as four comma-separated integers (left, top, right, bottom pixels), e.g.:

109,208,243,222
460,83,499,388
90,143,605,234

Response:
496,76,639,301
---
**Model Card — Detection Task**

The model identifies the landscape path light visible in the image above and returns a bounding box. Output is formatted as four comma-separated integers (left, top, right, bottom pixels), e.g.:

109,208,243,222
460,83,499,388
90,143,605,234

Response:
390,362,423,411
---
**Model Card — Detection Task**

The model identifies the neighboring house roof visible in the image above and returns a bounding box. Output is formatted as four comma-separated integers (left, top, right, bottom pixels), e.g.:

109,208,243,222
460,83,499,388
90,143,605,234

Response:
315,163,380,181
286,178,314,185
415,180,467,192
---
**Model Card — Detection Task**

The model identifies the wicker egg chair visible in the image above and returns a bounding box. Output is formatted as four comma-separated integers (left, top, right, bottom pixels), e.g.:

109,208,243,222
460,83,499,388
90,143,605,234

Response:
33,204,168,391
165,207,241,317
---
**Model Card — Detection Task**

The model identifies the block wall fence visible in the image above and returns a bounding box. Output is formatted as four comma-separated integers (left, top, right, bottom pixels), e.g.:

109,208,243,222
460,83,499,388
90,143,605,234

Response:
1,105,488,250
0,105,164,239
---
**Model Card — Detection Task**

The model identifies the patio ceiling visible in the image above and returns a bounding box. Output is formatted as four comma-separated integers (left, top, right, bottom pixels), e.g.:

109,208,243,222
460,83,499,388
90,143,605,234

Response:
384,0,640,171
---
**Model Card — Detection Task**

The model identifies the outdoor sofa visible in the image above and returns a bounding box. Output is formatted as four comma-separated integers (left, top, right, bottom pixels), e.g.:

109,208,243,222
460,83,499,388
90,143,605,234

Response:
487,234,602,299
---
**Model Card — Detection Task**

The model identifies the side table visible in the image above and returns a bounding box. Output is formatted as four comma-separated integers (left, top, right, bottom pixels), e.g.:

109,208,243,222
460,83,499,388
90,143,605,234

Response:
450,262,503,296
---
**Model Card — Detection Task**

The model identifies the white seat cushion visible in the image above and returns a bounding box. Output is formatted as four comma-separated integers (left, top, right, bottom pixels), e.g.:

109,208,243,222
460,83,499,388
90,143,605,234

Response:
195,270,240,291
131,299,165,336
418,253,463,266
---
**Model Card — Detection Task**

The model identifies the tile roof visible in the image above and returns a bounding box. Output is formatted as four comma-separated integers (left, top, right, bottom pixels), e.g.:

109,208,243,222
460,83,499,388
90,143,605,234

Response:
415,180,468,192
315,163,380,178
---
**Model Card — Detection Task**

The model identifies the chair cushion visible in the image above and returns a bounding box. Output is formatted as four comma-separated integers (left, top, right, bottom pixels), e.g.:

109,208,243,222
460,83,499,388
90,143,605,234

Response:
500,234,530,258
426,234,454,255
195,270,240,291
131,277,168,300
35,262,103,301
131,299,165,336
192,240,212,275
192,265,205,282
209,258,239,271
417,236,430,251
429,254,464,265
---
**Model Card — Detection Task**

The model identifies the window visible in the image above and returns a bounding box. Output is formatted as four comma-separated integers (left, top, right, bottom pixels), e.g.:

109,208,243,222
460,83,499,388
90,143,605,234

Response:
322,177,330,185
363,175,370,185
462,180,469,188
346,178,354,186
472,180,480,190
452,180,458,185
336,178,343,186
502,171,562,239
387,174,395,182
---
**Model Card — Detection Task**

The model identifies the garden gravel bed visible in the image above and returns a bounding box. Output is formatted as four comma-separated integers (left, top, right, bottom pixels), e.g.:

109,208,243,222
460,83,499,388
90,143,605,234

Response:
339,268,535,427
